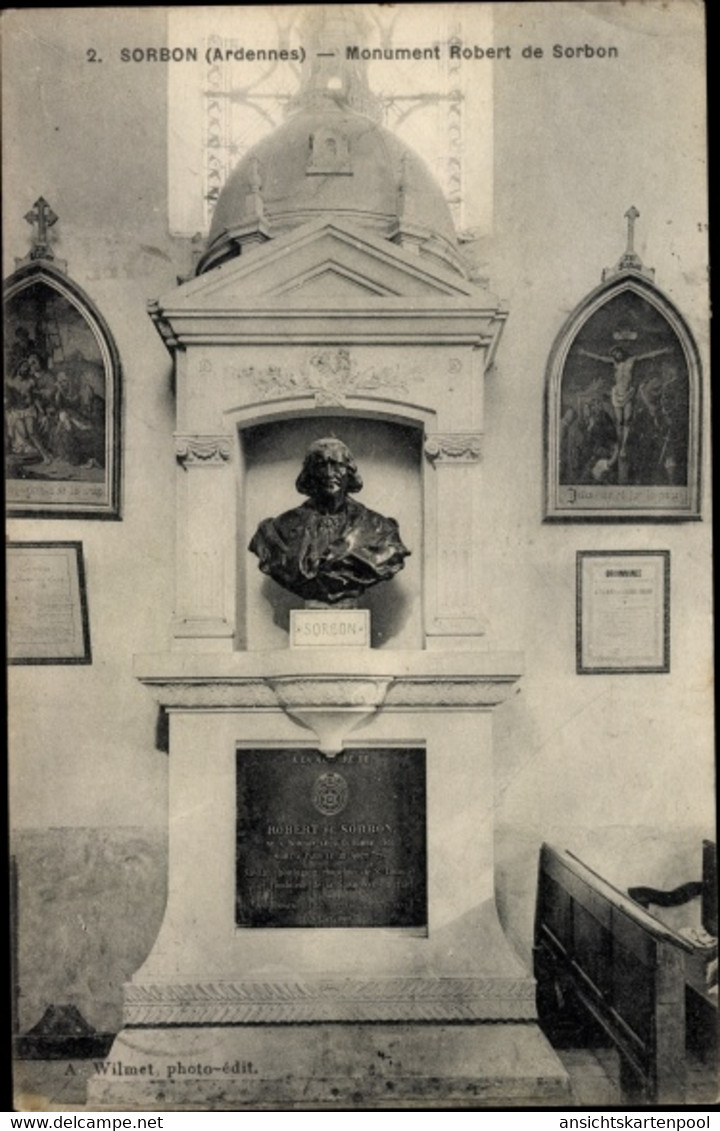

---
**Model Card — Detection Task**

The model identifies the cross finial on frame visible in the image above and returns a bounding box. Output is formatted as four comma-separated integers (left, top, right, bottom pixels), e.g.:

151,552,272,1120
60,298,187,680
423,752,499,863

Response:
24,197,58,260
602,205,654,282
624,205,640,255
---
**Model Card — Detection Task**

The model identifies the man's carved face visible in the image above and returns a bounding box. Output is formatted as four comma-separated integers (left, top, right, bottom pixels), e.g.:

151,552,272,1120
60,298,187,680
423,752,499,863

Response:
308,453,350,502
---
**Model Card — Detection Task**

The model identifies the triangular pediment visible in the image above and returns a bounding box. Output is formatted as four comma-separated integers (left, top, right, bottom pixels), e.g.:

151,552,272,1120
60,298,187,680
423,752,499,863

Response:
273,263,398,298
158,219,487,311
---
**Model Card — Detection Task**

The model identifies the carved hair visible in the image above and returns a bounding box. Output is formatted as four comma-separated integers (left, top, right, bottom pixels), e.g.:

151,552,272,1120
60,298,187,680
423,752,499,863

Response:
296,437,363,496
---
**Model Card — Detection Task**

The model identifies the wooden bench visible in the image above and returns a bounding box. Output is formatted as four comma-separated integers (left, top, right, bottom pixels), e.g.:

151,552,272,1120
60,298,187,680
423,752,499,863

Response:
534,843,717,1104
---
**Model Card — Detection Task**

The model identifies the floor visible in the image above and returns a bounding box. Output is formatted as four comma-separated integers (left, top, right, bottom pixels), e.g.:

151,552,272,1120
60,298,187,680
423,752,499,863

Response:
556,1048,622,1107
10,1048,718,1111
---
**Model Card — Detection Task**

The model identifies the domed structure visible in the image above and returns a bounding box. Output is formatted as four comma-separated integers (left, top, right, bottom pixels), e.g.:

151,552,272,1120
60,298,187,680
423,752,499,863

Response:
197,96,468,279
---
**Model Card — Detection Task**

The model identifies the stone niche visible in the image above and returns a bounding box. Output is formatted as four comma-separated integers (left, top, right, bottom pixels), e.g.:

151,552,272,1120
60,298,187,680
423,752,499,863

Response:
242,415,424,651
89,216,568,1108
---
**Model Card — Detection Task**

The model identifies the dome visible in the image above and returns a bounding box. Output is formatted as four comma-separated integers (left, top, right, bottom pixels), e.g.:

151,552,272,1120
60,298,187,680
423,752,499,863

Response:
197,99,467,278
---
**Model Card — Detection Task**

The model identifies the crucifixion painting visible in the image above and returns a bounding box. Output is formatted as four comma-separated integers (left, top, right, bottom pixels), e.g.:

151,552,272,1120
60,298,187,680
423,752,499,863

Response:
558,292,690,490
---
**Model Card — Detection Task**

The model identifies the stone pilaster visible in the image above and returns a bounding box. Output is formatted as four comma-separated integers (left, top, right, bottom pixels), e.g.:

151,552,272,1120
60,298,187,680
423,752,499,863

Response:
173,433,236,650
423,431,485,642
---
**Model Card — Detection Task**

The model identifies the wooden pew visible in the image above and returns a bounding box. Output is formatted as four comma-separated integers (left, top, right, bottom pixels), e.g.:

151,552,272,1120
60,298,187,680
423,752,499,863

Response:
534,843,705,1104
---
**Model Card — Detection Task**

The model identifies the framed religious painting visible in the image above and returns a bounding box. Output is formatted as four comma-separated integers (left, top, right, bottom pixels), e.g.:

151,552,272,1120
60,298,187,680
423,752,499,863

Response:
544,211,702,521
7,541,92,665
576,550,670,674
4,258,122,519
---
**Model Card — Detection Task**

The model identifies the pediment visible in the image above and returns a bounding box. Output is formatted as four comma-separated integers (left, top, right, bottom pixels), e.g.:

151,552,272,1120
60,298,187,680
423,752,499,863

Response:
159,220,484,311
272,263,397,298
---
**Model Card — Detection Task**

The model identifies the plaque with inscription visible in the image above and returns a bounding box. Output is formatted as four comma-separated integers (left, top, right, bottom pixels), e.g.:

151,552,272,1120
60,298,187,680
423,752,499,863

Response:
576,550,670,673
7,541,91,664
236,747,426,928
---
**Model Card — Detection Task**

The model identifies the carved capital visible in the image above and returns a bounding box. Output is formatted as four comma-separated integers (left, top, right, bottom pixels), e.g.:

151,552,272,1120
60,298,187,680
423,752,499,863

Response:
424,433,483,464
175,434,232,468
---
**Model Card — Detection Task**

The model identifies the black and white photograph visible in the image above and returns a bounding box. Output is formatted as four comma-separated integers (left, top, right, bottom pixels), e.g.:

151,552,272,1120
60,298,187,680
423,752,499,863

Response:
4,2,713,1115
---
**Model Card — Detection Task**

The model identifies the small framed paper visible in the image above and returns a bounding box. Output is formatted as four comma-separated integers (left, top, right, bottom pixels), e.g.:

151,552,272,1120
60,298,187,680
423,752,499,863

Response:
7,541,91,664
576,550,669,674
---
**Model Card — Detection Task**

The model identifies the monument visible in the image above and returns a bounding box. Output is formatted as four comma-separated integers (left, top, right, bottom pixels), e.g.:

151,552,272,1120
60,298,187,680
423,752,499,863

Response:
90,9,568,1108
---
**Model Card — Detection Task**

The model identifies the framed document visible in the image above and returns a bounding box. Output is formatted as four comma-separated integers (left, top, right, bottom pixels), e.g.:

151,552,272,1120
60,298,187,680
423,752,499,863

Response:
576,550,670,674
7,542,91,664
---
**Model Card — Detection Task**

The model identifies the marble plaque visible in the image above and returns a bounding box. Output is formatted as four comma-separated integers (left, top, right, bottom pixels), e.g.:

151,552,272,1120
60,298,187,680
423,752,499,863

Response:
290,608,369,648
236,747,427,928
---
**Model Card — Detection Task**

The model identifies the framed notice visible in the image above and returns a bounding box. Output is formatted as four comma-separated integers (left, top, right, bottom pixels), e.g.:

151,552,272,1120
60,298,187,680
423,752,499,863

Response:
576,551,669,674
7,542,91,664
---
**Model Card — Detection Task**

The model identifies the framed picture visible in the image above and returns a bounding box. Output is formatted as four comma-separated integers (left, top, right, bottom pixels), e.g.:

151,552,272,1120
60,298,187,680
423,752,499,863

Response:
7,541,91,664
4,261,122,519
545,267,702,522
576,550,670,674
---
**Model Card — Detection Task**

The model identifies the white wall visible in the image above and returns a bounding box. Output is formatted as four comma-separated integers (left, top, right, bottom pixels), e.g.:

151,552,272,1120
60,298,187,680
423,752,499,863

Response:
486,0,712,959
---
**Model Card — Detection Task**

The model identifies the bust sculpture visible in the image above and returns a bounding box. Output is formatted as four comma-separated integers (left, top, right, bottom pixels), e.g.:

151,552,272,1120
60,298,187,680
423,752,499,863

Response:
249,437,410,605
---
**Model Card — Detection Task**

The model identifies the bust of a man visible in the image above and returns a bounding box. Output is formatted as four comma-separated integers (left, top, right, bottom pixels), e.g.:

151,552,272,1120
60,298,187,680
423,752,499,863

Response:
249,437,410,605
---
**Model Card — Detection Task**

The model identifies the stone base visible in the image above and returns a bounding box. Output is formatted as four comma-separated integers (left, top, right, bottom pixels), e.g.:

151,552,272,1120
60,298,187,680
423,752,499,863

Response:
87,1022,569,1110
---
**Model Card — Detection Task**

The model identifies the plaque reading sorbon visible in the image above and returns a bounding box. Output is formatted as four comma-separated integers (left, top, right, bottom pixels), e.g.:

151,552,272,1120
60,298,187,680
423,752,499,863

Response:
236,748,427,928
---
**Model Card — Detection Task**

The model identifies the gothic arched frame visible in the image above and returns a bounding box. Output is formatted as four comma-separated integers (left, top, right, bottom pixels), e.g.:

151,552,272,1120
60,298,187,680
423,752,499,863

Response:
5,260,123,519
544,270,702,522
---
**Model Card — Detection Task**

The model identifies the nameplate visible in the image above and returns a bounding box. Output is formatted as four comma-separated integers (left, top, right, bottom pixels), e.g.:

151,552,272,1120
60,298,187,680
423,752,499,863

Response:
290,609,369,648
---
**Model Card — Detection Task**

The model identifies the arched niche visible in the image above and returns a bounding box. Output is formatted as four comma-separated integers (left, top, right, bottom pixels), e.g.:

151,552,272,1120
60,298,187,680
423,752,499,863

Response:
237,414,424,651
544,273,701,521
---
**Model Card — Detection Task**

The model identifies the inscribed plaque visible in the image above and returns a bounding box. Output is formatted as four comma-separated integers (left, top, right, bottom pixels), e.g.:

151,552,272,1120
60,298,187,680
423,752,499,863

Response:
577,550,670,673
236,747,427,928
7,542,91,664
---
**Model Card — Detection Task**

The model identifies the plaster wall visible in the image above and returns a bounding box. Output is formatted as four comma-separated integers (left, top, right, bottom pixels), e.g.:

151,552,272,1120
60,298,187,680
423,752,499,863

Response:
487,0,712,963
5,3,712,1026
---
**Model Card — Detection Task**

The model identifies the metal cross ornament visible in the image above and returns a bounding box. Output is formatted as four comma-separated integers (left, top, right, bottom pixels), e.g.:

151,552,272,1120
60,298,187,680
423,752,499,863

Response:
602,205,653,282
24,197,58,260
624,205,640,257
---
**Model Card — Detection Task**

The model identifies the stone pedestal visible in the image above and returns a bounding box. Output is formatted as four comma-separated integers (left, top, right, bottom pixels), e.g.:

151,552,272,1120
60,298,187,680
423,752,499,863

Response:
87,652,568,1109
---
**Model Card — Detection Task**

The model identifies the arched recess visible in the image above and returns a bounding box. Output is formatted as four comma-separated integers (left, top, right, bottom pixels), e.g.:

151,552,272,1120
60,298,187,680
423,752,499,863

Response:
544,272,701,521
232,407,427,652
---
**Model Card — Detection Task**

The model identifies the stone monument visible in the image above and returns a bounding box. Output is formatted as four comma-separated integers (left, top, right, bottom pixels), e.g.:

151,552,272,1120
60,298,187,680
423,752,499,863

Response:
90,9,568,1108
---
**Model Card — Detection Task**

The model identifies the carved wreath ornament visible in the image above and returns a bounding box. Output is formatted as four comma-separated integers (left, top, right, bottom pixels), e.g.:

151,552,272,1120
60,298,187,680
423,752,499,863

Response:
238,349,410,407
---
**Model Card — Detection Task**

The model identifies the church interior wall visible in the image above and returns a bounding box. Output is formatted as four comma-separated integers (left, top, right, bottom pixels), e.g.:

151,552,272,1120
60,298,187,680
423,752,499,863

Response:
6,5,712,1031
